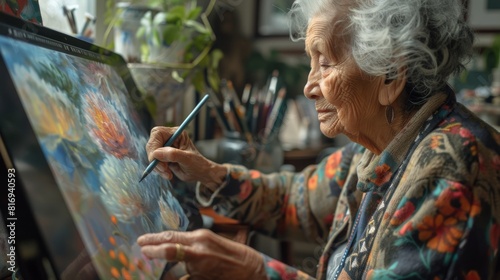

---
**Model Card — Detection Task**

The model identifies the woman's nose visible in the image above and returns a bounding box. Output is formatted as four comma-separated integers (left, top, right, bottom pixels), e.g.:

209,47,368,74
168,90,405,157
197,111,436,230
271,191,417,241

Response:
304,71,320,100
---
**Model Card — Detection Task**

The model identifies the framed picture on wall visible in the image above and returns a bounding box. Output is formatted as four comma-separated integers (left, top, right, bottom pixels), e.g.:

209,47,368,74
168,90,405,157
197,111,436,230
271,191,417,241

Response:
466,0,500,32
255,0,295,37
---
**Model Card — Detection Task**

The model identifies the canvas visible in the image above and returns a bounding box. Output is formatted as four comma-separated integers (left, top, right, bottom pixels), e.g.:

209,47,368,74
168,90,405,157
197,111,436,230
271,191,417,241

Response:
0,16,188,279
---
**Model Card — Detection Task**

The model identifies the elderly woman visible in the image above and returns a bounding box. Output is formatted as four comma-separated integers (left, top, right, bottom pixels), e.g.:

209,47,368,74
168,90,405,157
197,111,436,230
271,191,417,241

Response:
138,0,500,279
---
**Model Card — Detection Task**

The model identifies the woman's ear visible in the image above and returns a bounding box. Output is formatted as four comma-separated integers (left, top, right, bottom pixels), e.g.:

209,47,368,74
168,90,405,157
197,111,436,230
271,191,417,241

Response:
378,70,407,106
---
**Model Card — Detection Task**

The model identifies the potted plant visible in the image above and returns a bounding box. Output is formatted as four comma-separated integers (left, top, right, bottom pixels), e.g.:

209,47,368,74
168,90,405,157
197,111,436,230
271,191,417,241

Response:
104,0,222,125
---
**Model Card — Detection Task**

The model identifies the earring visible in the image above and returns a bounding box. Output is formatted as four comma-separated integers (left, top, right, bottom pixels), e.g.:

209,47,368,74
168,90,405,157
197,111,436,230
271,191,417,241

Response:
385,87,394,124
385,105,395,124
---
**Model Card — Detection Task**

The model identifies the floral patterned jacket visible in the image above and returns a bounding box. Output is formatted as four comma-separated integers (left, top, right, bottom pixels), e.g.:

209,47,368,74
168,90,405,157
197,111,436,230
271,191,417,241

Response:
196,90,500,280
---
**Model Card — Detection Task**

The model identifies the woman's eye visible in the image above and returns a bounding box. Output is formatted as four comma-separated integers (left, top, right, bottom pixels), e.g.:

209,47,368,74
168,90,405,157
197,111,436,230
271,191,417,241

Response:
319,57,331,69
319,61,331,71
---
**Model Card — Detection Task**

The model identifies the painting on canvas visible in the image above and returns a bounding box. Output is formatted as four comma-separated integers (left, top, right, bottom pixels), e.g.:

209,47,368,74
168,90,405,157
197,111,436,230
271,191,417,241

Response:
0,33,188,279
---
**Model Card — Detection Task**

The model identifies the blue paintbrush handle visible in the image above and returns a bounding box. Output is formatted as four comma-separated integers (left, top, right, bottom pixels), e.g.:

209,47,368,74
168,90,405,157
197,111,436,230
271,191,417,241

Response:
139,94,210,182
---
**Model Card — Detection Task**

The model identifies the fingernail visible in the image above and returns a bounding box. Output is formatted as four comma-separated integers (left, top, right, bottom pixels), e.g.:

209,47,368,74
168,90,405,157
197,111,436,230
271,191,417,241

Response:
137,236,145,244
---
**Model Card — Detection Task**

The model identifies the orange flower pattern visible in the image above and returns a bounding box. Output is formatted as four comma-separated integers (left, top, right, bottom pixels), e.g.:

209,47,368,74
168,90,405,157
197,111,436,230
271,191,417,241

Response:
325,152,341,179
390,200,415,227
417,214,463,253
84,92,135,159
285,204,300,227
370,163,393,186
430,135,444,150
435,183,471,221
308,174,318,191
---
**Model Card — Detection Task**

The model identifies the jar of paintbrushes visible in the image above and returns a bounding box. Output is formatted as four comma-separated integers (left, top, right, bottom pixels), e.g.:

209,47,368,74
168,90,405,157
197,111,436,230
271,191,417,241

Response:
209,73,287,173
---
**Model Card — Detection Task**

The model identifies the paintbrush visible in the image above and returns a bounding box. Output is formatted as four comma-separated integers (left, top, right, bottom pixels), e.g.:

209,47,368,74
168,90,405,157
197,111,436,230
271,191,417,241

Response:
206,89,232,134
139,94,210,182
80,12,95,36
263,87,286,141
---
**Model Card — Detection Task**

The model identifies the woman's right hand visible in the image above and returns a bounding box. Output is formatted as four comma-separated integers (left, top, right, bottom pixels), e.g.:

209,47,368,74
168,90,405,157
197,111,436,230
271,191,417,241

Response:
138,229,267,280
146,126,227,190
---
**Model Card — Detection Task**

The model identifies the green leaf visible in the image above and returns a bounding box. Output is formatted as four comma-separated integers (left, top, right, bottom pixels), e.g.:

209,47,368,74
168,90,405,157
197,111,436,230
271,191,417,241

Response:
165,6,186,23
187,7,202,20
140,44,150,62
162,24,182,45
394,235,409,246
105,0,118,25
197,56,209,69
207,69,220,93
136,26,145,39
184,51,194,62
192,70,205,93
149,0,164,9
152,28,161,46
141,11,153,26
153,12,167,26
106,0,113,10
169,0,186,6
191,34,211,51
172,71,184,83
185,20,208,34
210,49,224,69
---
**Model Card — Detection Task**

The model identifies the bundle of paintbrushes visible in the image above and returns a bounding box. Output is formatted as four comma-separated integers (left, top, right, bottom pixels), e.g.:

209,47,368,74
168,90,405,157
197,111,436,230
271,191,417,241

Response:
206,70,288,164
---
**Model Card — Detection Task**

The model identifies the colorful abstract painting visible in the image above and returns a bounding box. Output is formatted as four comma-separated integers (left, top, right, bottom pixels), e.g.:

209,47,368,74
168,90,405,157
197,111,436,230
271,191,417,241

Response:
0,35,188,279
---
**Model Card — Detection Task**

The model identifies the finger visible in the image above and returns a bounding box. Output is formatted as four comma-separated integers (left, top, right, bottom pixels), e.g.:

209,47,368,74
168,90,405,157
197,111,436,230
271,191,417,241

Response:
155,164,165,173
168,163,183,178
157,171,173,181
137,231,195,246
152,147,184,163
140,243,191,262
154,163,173,180
168,163,194,182
146,126,177,161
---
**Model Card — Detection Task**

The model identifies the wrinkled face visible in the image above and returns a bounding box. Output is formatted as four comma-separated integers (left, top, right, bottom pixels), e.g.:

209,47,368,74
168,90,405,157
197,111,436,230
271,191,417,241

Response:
304,15,385,139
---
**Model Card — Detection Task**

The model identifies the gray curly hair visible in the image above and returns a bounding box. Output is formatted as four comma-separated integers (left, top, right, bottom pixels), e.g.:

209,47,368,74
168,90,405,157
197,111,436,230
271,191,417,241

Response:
289,0,474,108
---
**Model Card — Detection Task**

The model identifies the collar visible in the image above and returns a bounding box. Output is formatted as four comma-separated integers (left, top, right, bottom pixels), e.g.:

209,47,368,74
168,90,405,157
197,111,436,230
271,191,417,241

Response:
356,89,456,193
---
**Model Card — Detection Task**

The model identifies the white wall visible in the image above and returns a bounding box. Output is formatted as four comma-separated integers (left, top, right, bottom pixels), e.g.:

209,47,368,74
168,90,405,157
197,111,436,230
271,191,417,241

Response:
39,0,96,37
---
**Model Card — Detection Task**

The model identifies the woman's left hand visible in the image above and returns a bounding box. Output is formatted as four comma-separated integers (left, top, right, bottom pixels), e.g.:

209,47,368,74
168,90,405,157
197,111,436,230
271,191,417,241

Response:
137,229,267,280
